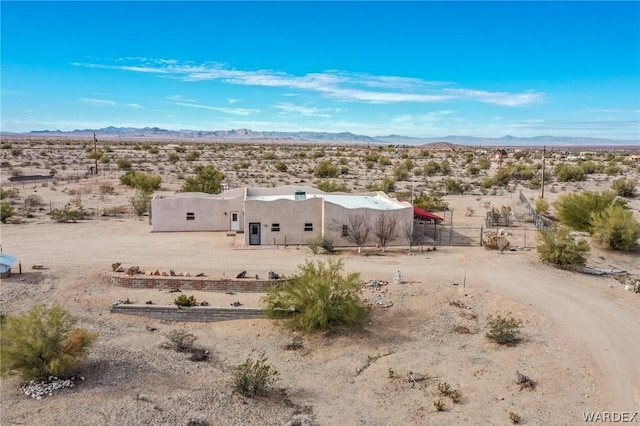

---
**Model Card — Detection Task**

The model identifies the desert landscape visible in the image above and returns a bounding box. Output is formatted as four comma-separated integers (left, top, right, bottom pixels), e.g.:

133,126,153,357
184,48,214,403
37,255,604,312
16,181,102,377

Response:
1,136,639,425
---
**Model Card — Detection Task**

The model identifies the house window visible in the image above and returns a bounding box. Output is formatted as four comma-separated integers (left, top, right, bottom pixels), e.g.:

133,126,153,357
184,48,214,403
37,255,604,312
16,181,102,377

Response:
342,225,348,237
271,223,280,232
186,212,195,221
304,223,313,232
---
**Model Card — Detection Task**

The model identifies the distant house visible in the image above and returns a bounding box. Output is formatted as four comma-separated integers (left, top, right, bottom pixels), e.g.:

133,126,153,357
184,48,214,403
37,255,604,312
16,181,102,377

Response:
151,186,439,247
629,154,640,162
0,253,17,278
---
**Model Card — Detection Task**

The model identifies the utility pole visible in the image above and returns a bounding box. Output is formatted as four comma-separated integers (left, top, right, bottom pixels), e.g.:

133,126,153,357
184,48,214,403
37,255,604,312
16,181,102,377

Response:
541,145,546,199
93,132,99,175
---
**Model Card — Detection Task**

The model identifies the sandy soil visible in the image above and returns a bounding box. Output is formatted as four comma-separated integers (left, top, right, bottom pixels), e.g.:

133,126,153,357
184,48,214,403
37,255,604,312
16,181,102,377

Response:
1,140,639,425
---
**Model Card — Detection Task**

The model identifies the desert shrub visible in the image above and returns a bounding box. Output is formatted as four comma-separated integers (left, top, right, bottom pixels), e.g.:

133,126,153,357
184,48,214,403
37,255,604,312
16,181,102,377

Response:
0,304,97,380
611,178,637,198
485,314,523,346
262,259,369,333
579,160,601,174
99,183,116,195
165,329,198,352
185,151,201,162
554,164,585,182
483,233,510,252
130,191,152,216
554,190,618,232
367,176,396,193
604,165,622,176
233,353,279,397
433,399,446,411
50,197,87,222
590,205,640,251
111,262,122,271
0,187,19,200
120,170,161,193
274,161,288,172
307,235,334,254
0,200,15,223
515,370,535,391
168,152,180,164
537,226,589,269
11,147,23,157
412,192,448,211
116,157,132,170
509,412,522,424
180,165,225,194
535,198,549,215
316,180,350,193
174,294,197,307
24,194,44,208
314,160,339,178
444,178,464,194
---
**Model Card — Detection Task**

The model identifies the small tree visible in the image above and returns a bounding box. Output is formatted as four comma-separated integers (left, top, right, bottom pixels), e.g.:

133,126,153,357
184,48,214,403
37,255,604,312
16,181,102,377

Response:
181,165,225,194
373,215,399,252
402,219,427,252
233,353,279,397
536,226,589,270
333,213,371,254
262,259,369,333
0,305,97,380
120,170,161,193
590,205,640,251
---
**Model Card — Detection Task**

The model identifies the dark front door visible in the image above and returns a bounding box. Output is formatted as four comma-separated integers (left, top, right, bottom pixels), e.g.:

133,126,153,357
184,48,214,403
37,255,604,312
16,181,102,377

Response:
249,222,261,245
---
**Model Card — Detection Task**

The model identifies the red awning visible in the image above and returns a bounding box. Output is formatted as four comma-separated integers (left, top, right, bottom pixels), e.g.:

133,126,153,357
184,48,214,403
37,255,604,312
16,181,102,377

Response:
413,206,443,223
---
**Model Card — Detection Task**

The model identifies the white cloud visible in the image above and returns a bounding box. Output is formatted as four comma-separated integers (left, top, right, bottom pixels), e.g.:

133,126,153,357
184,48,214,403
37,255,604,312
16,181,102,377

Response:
167,95,196,103
79,98,116,106
172,102,259,116
274,103,332,117
127,103,143,108
73,59,545,107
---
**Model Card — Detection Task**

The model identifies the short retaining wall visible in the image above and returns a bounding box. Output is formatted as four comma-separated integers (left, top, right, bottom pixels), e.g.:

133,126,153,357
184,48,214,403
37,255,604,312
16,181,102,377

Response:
110,273,287,293
110,304,264,322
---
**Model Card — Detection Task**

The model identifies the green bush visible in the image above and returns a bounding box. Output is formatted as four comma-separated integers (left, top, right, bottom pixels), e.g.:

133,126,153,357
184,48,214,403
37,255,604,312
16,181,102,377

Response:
0,200,15,223
316,180,350,193
174,294,197,307
611,178,637,198
307,235,334,254
111,262,122,271
116,158,132,170
535,198,549,215
485,314,523,346
536,226,589,270
168,152,180,164
444,178,464,194
233,353,279,397
590,206,640,251
274,161,288,172
120,170,161,193
412,192,448,211
554,164,585,182
0,304,97,380
314,160,339,178
50,198,87,222
554,190,618,232
165,329,198,352
180,165,225,194
262,259,369,333
130,191,152,216
367,176,396,193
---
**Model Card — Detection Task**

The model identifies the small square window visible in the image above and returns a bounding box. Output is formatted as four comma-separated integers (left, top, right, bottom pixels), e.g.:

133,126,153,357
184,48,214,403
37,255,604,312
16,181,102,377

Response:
342,225,348,237
186,212,195,221
304,223,313,232
271,223,280,232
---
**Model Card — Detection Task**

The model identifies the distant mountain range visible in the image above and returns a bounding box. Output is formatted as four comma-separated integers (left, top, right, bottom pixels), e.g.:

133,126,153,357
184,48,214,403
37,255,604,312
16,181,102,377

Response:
4,126,638,147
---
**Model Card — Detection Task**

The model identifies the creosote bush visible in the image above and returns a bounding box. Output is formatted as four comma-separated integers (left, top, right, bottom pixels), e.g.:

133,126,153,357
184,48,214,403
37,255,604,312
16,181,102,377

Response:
165,329,198,352
590,205,640,251
485,314,523,346
0,304,98,380
174,294,197,307
234,353,279,397
307,235,334,254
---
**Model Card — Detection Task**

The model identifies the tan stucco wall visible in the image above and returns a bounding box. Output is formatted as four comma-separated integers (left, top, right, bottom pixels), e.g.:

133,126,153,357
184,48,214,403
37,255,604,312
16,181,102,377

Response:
151,193,244,232
322,202,413,247
243,197,323,245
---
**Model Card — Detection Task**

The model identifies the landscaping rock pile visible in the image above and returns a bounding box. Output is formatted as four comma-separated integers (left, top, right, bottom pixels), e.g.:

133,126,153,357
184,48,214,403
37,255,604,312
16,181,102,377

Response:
364,280,388,289
20,376,80,400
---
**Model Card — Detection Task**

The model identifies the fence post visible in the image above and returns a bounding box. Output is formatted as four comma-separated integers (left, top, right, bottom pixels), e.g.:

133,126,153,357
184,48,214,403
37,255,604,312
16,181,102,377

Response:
480,226,483,246
524,229,526,248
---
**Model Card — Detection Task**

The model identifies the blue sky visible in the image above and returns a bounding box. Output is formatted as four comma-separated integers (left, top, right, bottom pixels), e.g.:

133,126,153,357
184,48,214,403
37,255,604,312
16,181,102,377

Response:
1,1,639,140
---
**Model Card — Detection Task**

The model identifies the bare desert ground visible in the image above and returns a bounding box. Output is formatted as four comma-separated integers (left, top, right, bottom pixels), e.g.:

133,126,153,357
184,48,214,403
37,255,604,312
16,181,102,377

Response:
1,138,639,425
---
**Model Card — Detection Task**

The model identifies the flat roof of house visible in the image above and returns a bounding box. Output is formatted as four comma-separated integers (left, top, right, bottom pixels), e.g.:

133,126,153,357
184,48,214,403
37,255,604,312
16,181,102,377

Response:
245,193,409,210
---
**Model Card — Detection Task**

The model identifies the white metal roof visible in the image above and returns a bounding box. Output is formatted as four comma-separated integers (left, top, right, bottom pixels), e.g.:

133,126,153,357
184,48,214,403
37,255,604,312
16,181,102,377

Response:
245,193,408,210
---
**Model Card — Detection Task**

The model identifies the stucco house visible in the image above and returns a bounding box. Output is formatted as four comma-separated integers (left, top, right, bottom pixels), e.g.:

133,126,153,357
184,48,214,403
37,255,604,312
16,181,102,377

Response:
151,185,430,247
